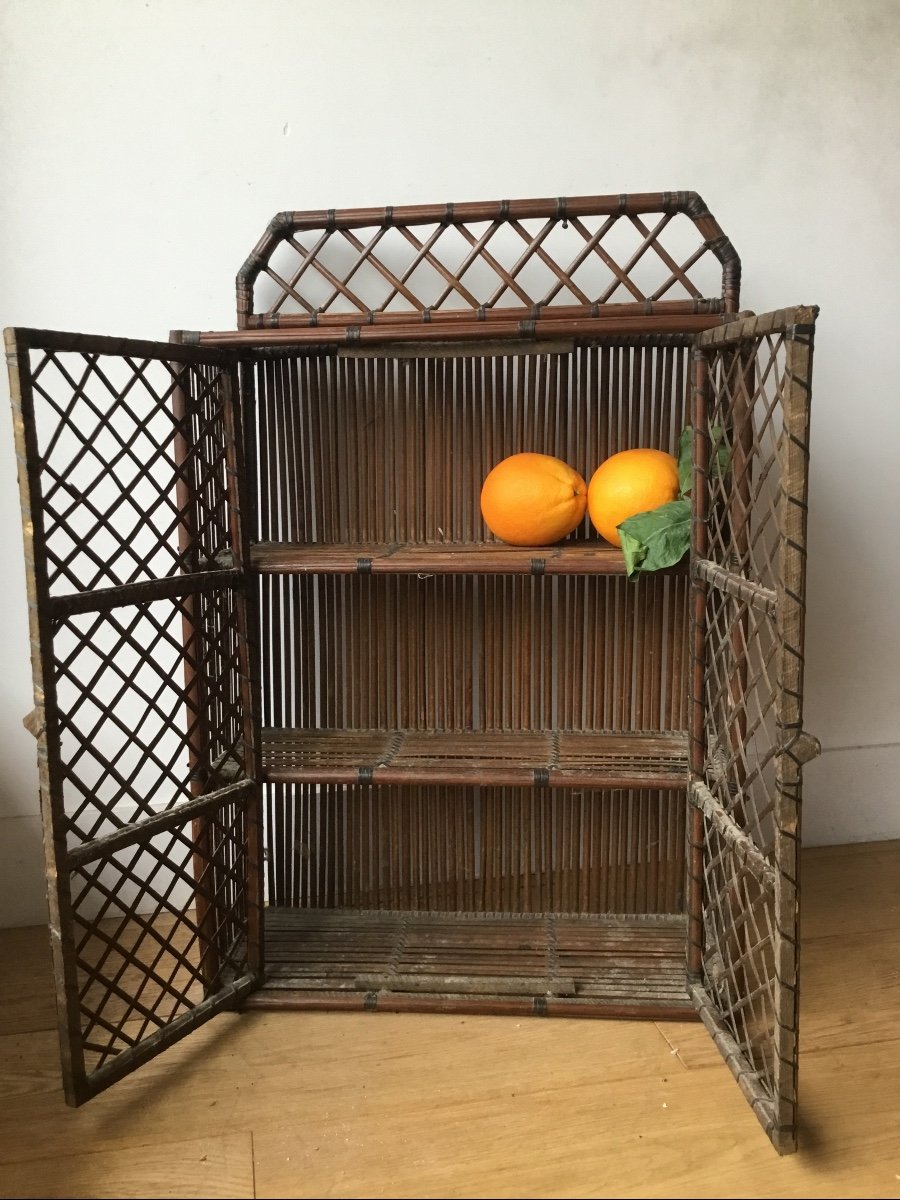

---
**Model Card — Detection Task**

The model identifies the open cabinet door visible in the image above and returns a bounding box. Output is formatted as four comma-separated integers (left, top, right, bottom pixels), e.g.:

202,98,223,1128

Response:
687,307,818,1152
6,328,262,1105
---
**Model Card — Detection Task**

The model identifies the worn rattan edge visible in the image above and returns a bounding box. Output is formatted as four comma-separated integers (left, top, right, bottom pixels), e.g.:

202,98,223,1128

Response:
66,779,255,868
691,559,777,617
79,972,258,1103
5,327,89,1103
769,316,815,1146
242,988,697,1020
694,306,819,349
689,982,796,1151
5,327,236,367
688,780,776,892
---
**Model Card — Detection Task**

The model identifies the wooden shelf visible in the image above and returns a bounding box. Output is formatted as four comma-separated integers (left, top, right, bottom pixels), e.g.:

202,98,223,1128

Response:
243,909,694,1019
261,728,689,790
250,540,645,576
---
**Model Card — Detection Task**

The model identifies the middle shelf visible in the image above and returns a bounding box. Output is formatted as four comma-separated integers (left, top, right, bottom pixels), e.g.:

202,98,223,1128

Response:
250,540,640,576
260,727,689,790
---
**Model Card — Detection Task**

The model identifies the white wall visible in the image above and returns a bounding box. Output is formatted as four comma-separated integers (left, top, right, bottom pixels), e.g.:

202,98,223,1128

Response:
1,0,897,928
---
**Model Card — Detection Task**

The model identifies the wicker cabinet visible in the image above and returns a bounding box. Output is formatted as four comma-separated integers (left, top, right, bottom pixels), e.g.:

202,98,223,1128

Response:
6,192,818,1152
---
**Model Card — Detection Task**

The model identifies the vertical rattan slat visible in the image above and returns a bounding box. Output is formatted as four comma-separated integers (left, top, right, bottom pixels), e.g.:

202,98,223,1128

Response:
5,327,263,1105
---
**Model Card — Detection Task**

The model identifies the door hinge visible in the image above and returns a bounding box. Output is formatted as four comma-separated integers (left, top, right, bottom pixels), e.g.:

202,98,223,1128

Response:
786,730,821,765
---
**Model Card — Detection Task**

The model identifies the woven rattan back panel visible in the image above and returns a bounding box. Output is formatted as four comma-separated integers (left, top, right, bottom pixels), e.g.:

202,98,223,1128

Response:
263,783,687,916
253,341,691,914
7,329,262,1104
688,307,817,1152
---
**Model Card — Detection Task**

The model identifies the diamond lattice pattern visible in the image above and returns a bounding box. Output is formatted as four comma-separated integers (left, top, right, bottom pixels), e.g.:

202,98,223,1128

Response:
70,802,250,1074
702,333,789,856
700,330,792,1092
54,591,247,848
706,335,787,592
255,212,725,321
701,819,777,1088
704,588,779,857
29,351,233,595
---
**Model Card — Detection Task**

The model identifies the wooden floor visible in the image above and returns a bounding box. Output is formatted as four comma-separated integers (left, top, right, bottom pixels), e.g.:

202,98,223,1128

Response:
1,840,898,1199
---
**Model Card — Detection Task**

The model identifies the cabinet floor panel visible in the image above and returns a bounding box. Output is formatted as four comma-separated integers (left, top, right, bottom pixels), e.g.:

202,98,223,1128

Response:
261,727,689,789
244,909,693,1019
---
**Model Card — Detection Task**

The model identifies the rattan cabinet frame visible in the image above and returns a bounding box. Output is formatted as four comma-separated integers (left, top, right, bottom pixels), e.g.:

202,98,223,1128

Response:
7,192,818,1153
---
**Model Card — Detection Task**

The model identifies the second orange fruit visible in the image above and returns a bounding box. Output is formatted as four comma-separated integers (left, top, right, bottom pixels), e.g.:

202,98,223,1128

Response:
481,452,587,546
587,448,679,546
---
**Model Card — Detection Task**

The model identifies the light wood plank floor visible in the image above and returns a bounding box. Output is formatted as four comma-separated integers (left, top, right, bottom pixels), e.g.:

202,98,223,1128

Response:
1,840,898,1199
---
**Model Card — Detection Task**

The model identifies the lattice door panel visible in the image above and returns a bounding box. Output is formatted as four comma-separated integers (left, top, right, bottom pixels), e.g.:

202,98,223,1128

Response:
6,329,262,1104
688,307,818,1153
69,800,252,1081
22,344,234,593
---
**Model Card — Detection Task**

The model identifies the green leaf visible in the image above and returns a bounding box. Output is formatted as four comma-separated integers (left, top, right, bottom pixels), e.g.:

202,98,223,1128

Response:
618,524,649,577
678,424,730,498
711,425,731,481
617,498,692,580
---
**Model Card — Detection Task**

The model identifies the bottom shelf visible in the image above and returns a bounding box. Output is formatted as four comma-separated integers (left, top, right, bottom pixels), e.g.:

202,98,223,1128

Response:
243,908,695,1020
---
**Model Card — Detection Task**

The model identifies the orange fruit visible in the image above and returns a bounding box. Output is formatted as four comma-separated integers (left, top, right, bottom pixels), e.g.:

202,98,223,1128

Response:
480,452,587,546
587,448,679,547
